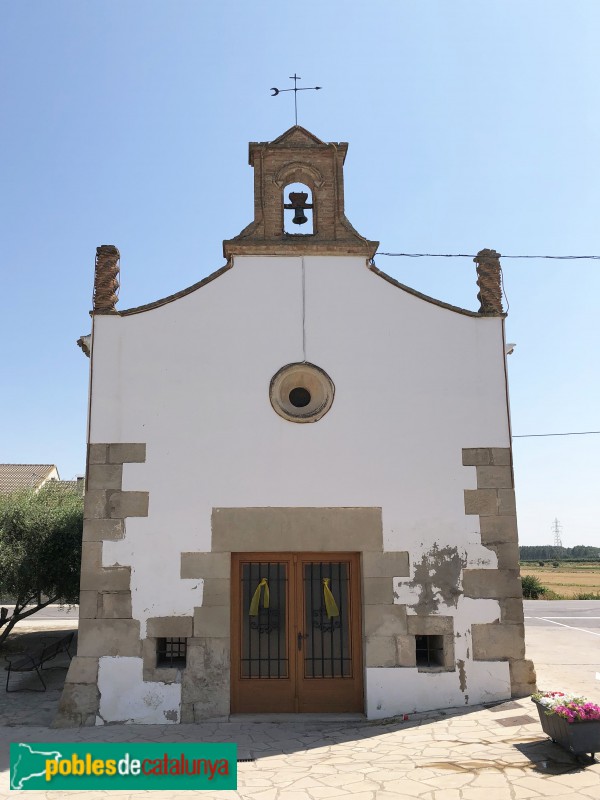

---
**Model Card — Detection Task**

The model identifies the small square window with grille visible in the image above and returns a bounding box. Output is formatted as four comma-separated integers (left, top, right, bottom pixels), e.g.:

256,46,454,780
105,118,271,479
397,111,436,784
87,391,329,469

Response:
156,637,187,668
415,634,444,668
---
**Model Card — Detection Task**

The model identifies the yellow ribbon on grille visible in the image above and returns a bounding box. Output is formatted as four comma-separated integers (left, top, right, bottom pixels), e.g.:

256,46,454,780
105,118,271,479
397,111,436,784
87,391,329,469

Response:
249,578,269,616
322,578,339,618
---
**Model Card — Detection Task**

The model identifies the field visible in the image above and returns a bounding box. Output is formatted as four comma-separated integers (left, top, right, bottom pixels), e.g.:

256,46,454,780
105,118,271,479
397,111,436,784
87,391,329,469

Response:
520,561,600,598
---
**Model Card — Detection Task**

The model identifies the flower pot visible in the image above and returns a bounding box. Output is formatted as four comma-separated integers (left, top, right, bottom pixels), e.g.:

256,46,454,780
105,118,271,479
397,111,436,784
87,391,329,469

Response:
532,699,600,759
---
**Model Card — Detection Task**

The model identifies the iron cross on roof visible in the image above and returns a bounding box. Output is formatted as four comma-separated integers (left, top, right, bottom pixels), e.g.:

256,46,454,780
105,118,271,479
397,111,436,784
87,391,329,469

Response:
270,74,322,126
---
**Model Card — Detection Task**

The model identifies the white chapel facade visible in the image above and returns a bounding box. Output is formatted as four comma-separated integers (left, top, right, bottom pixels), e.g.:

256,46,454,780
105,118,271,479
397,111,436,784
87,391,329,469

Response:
58,126,535,725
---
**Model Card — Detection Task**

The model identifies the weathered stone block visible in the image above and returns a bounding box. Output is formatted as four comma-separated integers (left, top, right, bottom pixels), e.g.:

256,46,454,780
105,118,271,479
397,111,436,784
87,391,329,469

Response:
363,577,393,605
472,622,526,661
364,603,407,637
211,507,383,553
362,551,409,578
486,541,520,569
184,638,230,719
463,569,522,599
500,597,525,623
64,657,99,685
201,579,230,607
80,541,102,572
365,635,398,667
498,489,516,515
78,590,98,619
193,606,229,638
84,490,110,520
81,566,131,592
88,443,108,465
462,448,492,466
57,682,100,716
99,591,132,619
83,518,125,541
77,619,141,657
509,658,536,692
407,615,454,635
109,491,149,519
108,443,146,464
147,616,193,638
490,448,512,466
396,634,417,667
476,466,513,489
181,552,231,580
479,516,518,544
464,489,497,516
87,463,123,491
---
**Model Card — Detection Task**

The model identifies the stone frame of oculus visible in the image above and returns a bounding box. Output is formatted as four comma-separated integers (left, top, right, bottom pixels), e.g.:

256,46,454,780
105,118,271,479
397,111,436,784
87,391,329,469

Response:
270,363,335,423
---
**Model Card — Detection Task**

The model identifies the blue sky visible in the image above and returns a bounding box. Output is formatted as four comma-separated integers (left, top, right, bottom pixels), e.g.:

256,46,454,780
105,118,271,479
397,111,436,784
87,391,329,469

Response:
1,1,598,546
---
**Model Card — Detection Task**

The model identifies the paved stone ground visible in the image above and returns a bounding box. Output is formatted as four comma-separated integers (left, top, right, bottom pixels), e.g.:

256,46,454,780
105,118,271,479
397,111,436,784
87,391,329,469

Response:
0,621,599,799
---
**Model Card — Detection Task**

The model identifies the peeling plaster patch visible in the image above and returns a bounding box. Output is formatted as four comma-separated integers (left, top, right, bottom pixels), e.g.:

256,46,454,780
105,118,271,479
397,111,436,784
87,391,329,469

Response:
164,709,178,721
98,657,181,724
406,544,466,613
457,659,467,692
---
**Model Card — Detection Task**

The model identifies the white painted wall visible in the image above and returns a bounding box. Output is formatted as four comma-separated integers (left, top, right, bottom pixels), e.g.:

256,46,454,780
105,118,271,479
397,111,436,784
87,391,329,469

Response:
90,255,511,721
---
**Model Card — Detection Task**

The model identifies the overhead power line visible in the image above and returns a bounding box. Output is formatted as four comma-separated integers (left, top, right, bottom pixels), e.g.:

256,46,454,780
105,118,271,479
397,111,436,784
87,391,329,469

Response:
513,431,600,438
376,253,600,260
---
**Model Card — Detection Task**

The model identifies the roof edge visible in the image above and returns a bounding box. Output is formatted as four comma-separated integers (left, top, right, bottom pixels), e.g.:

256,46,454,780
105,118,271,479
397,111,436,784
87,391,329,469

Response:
102,263,232,317
368,262,506,319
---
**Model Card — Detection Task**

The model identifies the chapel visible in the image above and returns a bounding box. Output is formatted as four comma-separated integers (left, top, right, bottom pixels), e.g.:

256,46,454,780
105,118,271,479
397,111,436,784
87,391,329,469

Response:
57,126,535,725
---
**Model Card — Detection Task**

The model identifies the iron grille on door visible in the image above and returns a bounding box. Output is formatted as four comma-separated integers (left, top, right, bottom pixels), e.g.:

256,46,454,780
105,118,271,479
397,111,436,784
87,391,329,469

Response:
303,562,351,678
241,562,288,678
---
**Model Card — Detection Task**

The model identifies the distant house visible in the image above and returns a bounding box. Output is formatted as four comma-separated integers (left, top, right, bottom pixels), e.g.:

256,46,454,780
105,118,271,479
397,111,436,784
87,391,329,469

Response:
0,465,83,495
0,464,60,493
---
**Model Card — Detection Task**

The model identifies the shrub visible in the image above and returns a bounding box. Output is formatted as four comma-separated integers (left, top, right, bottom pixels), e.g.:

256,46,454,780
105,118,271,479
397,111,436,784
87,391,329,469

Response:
521,575,547,599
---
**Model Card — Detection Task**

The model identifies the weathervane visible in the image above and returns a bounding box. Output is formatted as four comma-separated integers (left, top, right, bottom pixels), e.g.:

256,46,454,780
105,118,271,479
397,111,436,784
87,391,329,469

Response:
271,74,322,126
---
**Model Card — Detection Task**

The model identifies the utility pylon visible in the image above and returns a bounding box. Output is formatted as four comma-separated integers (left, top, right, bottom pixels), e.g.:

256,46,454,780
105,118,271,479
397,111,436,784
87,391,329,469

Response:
551,518,563,548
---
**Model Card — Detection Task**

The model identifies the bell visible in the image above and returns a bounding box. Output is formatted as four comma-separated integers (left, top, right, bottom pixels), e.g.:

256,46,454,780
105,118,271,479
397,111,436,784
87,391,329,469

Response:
288,190,310,226
292,207,308,225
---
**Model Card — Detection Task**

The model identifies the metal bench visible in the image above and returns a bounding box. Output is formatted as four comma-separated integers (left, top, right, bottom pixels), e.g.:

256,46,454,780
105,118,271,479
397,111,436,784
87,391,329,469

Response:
4,631,74,692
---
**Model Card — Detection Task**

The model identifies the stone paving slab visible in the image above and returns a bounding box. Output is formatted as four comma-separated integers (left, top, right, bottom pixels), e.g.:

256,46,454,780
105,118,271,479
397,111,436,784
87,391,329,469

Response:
1,620,599,798
0,699,599,799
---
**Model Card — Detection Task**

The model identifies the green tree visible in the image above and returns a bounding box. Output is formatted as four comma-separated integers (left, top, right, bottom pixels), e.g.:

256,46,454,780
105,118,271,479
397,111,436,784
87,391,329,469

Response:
0,485,83,646
521,574,547,599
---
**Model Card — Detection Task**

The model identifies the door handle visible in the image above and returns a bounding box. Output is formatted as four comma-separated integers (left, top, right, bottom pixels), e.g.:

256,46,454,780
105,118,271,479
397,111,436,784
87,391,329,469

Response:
297,632,308,651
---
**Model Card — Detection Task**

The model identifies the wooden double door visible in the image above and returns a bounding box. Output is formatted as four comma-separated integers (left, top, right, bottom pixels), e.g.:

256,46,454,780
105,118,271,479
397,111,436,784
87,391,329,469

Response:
231,553,363,713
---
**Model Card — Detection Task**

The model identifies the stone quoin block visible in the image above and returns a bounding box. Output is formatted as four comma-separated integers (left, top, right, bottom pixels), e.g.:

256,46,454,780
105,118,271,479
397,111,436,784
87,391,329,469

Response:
109,491,149,519
471,622,526,661
498,489,517,515
464,489,498,516
88,444,108,465
87,463,123,491
78,590,99,619
80,566,131,592
364,603,407,637
485,541,520,570
479,515,518,544
462,448,492,466
201,579,231,607
476,466,513,490
462,568,522,599
83,490,110,520
107,443,146,464
499,597,526,624
146,616,193,639
407,615,454,636
362,577,394,605
99,591,132,619
365,636,399,668
64,657,99,685
83,518,125,542
490,448,512,466
77,619,141,658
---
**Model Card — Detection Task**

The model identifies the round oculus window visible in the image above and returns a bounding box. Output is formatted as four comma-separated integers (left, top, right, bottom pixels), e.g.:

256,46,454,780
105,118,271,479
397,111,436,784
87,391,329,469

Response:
270,363,334,423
